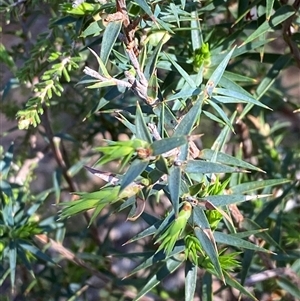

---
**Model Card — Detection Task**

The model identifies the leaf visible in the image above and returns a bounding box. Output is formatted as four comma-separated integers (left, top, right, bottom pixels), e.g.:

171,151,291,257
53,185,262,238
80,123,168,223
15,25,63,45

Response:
174,98,202,136
0,142,14,179
231,179,290,194
125,243,185,279
205,47,235,98
88,47,111,78
255,54,291,99
241,5,295,46
166,88,201,102
185,260,197,301
214,232,273,253
127,197,146,221
165,53,196,88
190,10,203,51
185,160,241,174
204,194,269,207
223,270,258,301
199,149,264,172
151,136,187,156
206,99,234,131
82,21,102,38
8,241,17,287
135,102,152,143
194,226,224,281
213,88,270,109
168,166,181,216
132,254,184,301
277,277,300,300
19,241,55,264
144,32,170,80
120,159,149,192
100,20,123,66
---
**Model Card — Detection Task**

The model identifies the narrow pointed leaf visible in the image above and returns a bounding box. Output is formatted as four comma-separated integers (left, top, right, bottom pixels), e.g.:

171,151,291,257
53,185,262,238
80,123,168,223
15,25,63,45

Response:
135,103,152,143
174,99,202,136
125,243,185,279
151,136,187,156
120,159,148,192
168,165,181,216
241,5,295,46
213,88,270,109
166,88,201,102
100,20,122,66
223,271,258,301
133,254,184,301
124,222,161,245
88,47,110,78
144,32,170,80
199,149,264,172
207,99,234,131
204,194,269,207
19,241,55,263
194,227,223,281
191,10,202,51
165,53,196,88
9,241,17,287
185,260,197,301
205,47,235,98
185,160,241,174
214,232,273,253
0,142,14,179
231,179,290,194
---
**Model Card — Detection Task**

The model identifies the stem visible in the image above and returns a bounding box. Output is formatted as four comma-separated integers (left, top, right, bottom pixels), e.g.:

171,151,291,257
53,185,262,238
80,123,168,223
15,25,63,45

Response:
41,105,102,245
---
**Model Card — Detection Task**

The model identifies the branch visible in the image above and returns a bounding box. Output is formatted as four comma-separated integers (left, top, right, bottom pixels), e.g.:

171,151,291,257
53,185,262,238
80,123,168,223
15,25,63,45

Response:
41,106,102,245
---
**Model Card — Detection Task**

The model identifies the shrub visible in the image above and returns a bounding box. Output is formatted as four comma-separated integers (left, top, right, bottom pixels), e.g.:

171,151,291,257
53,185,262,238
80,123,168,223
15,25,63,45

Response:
1,0,299,300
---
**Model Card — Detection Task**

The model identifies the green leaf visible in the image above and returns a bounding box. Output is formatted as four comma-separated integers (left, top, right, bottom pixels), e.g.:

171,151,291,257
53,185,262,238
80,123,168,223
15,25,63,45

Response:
191,10,203,51
0,142,14,179
151,136,187,156
8,241,17,287
100,20,123,66
168,166,181,216
214,232,273,253
82,21,102,38
19,241,55,264
241,5,295,46
166,88,201,102
206,100,234,131
174,98,202,136
205,47,235,98
194,226,223,281
135,103,152,143
165,53,196,88
185,160,241,174
223,271,258,301
199,149,264,172
256,54,291,99
144,32,170,80
231,179,290,194
125,243,185,279
124,222,160,245
277,277,300,300
213,88,270,109
120,159,148,192
132,254,184,301
204,194,269,207
185,260,197,301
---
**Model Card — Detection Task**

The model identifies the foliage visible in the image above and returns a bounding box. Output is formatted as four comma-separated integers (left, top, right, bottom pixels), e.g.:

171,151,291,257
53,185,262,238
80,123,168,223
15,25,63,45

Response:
1,0,300,300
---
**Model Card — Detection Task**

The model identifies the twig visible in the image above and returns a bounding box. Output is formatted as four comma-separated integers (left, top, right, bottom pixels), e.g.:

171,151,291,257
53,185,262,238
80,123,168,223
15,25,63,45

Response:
282,0,300,68
34,234,159,301
41,106,102,245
